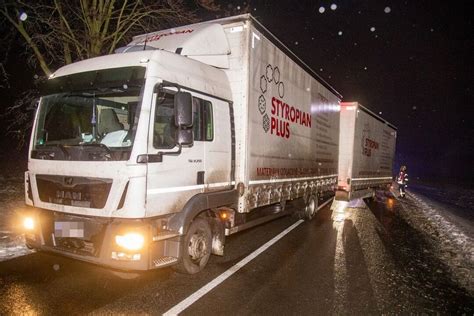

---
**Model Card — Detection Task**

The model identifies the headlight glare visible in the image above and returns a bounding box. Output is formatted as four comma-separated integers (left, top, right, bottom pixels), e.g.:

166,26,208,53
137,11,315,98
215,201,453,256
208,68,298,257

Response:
23,217,35,230
115,232,144,251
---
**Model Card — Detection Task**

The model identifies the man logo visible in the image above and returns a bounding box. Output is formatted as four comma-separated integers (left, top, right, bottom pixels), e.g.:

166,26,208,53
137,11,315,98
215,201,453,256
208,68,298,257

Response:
64,177,74,186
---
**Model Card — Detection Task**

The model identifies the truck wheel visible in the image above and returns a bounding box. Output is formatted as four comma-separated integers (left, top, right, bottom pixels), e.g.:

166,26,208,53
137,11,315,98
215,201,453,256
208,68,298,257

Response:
304,195,318,220
366,190,376,202
175,218,212,274
276,199,286,213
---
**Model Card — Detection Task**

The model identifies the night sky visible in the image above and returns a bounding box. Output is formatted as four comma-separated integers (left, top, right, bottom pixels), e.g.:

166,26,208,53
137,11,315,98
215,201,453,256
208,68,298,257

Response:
242,0,473,182
0,0,472,182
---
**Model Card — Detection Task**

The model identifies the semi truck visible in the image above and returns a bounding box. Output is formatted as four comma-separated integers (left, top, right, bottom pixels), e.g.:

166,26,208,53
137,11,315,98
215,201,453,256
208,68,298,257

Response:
336,102,397,201
22,14,341,273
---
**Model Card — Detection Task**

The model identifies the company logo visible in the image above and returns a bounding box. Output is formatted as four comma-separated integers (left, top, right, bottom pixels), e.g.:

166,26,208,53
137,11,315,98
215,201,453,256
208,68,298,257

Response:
257,64,310,139
137,29,194,44
361,123,379,157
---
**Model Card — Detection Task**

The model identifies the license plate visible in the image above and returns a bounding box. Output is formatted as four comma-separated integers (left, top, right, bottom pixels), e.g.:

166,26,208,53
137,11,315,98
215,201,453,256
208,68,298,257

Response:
54,221,85,238
70,200,91,207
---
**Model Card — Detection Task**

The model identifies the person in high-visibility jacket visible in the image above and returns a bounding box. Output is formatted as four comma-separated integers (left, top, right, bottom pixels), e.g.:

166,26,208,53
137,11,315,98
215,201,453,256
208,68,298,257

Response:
397,165,409,198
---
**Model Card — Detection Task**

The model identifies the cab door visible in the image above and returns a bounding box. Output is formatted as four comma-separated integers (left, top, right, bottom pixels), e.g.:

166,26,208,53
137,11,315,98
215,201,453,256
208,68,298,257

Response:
190,92,233,192
145,86,205,216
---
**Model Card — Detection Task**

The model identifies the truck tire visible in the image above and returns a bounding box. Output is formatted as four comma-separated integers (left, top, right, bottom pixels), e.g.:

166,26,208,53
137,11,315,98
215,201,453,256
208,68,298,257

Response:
365,189,376,202
276,199,286,213
304,195,318,220
174,218,212,274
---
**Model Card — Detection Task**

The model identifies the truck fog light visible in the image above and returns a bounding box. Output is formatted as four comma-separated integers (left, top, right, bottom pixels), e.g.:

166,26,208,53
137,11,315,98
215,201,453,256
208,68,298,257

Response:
23,217,35,230
111,251,141,261
115,233,144,251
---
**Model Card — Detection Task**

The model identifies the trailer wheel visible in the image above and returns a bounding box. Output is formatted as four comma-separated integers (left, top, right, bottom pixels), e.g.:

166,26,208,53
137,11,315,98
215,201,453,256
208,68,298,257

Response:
174,218,212,274
366,189,376,202
304,195,318,220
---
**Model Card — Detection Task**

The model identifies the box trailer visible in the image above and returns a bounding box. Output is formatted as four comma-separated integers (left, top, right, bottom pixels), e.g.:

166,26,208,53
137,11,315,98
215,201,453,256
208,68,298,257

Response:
23,14,341,273
336,102,397,201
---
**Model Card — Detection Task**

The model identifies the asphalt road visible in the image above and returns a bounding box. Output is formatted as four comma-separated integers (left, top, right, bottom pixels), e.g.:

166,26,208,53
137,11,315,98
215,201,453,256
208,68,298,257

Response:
0,192,472,315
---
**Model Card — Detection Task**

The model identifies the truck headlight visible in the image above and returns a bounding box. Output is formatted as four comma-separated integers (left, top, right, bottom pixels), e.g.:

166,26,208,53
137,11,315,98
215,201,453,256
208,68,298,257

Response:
23,217,35,230
115,232,145,251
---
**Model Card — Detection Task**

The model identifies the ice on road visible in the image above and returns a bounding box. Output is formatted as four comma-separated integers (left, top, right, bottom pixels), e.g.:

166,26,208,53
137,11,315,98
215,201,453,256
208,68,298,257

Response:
397,187,474,295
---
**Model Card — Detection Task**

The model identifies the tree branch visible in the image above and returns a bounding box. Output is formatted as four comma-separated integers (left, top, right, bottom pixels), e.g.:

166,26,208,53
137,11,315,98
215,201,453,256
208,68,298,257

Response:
0,6,52,76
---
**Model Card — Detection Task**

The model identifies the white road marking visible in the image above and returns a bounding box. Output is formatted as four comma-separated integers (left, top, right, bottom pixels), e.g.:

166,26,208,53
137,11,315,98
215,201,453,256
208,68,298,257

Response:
163,219,304,316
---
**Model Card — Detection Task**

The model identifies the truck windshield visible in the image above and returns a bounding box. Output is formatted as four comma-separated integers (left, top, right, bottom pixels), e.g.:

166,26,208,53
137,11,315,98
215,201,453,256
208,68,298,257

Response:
32,67,145,161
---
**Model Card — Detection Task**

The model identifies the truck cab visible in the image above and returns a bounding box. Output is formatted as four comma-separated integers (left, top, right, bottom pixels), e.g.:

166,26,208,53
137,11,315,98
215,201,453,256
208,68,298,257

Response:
24,47,235,272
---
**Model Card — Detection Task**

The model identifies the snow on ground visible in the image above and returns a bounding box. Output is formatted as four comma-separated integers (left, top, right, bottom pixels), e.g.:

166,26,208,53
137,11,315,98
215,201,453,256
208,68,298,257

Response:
410,181,474,220
0,233,32,261
0,167,34,262
395,186,474,296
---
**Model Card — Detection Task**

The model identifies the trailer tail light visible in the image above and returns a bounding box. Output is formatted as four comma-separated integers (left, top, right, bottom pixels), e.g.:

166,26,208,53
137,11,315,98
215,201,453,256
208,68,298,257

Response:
386,198,394,211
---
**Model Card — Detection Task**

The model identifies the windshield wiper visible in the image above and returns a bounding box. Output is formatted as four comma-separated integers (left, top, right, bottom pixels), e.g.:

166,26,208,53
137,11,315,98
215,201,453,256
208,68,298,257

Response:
78,143,113,156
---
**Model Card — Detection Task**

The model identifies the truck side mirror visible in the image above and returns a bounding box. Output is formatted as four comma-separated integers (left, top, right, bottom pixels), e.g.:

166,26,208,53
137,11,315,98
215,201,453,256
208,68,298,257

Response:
174,92,193,128
177,129,193,146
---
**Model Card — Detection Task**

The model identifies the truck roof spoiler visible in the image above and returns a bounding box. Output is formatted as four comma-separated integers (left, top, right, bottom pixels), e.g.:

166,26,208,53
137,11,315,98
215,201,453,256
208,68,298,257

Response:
117,14,342,99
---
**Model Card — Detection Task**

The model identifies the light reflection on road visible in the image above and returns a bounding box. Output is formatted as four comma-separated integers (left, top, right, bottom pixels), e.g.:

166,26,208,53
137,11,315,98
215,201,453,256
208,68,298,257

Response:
5,284,37,315
332,199,349,314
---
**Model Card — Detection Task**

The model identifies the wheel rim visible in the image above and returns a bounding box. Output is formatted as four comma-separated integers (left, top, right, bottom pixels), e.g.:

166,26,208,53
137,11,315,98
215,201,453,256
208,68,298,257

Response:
306,197,316,218
188,230,209,263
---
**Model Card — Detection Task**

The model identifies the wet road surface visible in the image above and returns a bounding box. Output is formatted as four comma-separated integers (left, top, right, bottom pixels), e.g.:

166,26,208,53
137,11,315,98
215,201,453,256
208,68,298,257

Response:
0,192,473,314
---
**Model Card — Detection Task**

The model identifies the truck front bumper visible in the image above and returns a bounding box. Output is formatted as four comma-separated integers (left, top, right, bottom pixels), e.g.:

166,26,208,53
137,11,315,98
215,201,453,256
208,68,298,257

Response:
23,209,182,271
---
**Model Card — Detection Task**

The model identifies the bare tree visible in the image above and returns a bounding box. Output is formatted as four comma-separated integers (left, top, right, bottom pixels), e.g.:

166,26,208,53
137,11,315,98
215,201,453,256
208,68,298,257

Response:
0,63,8,88
0,0,223,147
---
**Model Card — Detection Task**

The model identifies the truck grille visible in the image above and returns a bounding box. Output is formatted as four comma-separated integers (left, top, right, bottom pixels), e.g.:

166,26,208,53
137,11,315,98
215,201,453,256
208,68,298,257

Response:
41,212,108,258
54,237,97,257
36,175,112,209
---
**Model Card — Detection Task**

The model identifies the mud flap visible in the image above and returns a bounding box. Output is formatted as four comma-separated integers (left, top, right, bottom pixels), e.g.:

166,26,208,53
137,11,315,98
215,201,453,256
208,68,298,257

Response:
209,217,225,256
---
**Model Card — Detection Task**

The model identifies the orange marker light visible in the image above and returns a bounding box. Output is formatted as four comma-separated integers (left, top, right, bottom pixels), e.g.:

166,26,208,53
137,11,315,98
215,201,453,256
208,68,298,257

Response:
219,212,228,220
